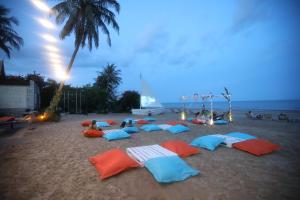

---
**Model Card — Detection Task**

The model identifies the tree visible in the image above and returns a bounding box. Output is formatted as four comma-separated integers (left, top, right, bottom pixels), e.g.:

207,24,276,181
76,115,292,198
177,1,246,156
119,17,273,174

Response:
221,87,233,121
45,0,120,119
95,63,121,102
0,5,23,58
118,90,140,112
26,72,45,89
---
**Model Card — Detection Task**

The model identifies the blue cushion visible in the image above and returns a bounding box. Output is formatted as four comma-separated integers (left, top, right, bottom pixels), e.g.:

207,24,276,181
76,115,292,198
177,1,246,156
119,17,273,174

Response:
143,117,156,122
167,124,190,134
214,120,228,125
122,126,139,134
226,132,256,140
103,130,131,141
140,124,162,132
145,156,199,183
187,117,194,121
96,121,110,127
190,135,225,151
123,118,136,124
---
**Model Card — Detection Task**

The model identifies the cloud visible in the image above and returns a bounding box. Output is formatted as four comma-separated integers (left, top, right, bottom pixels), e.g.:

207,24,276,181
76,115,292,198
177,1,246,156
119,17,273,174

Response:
231,0,271,33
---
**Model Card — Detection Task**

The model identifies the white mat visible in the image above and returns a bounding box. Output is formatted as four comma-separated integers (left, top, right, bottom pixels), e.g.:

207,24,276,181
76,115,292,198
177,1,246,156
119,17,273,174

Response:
103,129,122,134
126,144,177,166
158,124,172,130
213,134,246,148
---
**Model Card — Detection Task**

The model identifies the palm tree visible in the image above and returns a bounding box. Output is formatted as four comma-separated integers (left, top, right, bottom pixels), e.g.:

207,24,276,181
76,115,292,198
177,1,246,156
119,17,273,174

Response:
95,63,122,101
0,5,24,58
45,0,120,118
221,87,233,121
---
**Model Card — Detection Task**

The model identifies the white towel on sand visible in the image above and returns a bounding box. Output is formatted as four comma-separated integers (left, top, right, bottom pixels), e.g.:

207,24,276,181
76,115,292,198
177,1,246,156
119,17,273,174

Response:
213,134,246,148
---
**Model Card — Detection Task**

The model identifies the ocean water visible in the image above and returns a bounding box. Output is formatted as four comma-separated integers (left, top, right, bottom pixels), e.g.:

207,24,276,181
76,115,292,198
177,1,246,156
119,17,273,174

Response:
163,100,300,111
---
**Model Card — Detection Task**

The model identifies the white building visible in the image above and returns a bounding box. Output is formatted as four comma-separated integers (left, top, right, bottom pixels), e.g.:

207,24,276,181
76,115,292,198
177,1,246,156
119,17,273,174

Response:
0,60,40,115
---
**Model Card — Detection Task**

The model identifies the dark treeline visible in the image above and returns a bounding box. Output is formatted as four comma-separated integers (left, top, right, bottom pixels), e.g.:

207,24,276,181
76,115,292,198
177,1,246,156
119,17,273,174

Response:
3,64,140,114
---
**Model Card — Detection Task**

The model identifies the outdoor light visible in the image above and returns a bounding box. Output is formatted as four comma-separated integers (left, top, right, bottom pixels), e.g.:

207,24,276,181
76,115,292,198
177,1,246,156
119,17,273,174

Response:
40,34,57,43
180,111,186,121
209,118,214,126
44,45,59,52
55,70,69,81
47,52,61,59
31,0,52,13
229,113,233,122
35,18,55,29
49,59,63,65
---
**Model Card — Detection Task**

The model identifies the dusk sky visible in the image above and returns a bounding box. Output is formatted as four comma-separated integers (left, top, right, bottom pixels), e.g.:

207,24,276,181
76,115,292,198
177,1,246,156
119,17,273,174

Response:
1,0,300,102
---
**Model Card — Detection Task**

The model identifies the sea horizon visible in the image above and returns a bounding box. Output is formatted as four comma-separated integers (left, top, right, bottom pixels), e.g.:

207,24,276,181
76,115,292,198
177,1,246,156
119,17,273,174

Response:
162,99,300,111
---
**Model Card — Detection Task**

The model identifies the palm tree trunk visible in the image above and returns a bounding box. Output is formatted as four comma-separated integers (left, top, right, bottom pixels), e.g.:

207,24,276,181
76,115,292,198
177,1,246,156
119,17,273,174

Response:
45,43,80,117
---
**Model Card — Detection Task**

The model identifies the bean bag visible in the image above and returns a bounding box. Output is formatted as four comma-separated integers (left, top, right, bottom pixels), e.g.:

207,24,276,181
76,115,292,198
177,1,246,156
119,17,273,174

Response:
89,149,140,180
191,135,225,151
233,139,280,156
144,117,156,122
226,132,256,140
105,119,118,125
192,119,206,124
158,124,172,130
167,121,188,126
214,120,228,125
103,130,131,141
167,124,190,134
145,156,200,183
136,119,150,124
96,121,110,128
0,116,16,122
122,126,139,134
140,124,162,132
82,129,104,137
124,118,136,124
161,140,200,157
81,120,92,127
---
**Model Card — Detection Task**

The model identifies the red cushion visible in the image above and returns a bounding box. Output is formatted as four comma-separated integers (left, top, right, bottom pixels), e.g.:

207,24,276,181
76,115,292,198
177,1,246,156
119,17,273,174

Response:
0,116,15,122
161,140,200,157
166,121,188,126
136,119,149,124
82,129,103,137
89,149,140,180
192,119,206,124
233,139,280,156
81,120,92,127
105,119,118,125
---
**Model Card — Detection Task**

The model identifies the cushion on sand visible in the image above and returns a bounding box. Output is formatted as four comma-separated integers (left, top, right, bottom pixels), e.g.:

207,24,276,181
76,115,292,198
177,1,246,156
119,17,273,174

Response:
82,129,103,137
214,120,228,125
0,116,16,122
192,119,206,124
226,132,256,140
122,126,139,133
166,124,190,134
161,140,200,157
144,117,156,121
103,130,130,141
136,119,150,124
233,139,280,156
96,121,110,127
167,121,188,126
191,135,225,151
144,156,199,183
105,119,118,125
81,120,92,127
89,149,140,180
187,117,194,121
140,124,162,132
158,124,172,130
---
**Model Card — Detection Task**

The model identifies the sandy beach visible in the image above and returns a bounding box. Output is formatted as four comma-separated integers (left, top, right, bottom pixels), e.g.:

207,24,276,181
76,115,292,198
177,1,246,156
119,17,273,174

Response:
0,110,300,200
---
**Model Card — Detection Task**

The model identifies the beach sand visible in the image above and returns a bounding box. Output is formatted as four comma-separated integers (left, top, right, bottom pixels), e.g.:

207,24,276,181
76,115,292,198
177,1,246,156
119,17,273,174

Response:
0,110,300,200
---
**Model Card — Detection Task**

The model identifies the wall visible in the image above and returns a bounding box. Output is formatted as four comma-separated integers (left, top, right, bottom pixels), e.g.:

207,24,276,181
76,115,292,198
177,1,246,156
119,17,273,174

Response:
0,85,27,109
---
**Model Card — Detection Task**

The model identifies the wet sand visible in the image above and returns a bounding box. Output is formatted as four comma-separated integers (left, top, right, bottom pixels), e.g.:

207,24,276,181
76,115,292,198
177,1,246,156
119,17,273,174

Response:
0,111,300,200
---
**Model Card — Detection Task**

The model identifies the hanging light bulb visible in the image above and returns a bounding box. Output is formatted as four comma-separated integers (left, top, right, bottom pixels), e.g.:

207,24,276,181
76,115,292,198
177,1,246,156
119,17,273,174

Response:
180,111,186,121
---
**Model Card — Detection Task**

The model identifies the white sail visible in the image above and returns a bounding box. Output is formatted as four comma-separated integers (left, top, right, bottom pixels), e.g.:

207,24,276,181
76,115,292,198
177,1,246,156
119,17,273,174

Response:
141,78,163,108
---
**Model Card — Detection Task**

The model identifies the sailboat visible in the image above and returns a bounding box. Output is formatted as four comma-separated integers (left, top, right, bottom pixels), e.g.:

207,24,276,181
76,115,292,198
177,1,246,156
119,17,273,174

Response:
131,75,165,115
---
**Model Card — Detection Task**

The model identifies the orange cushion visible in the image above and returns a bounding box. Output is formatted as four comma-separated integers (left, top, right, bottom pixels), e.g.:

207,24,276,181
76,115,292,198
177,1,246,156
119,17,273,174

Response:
0,116,15,122
89,149,140,180
82,129,103,137
233,139,280,156
167,121,188,126
105,119,118,125
136,119,149,124
161,140,200,157
81,120,92,127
